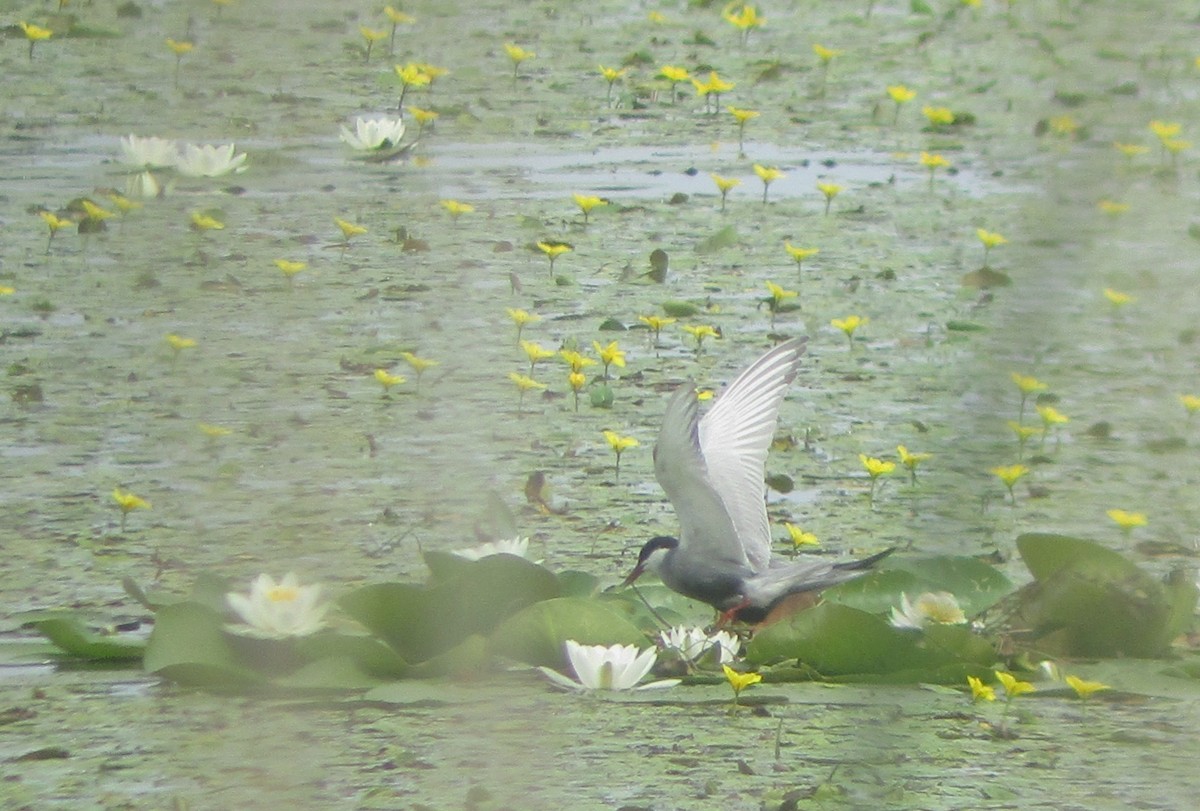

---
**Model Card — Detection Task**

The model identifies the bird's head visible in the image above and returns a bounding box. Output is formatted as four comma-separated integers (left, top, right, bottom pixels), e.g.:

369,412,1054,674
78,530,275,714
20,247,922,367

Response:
621,536,678,587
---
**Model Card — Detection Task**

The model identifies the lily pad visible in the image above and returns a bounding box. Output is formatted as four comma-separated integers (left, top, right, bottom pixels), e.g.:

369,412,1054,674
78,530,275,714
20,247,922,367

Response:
825,554,1011,616
143,602,265,690
490,597,649,668
33,615,145,662
695,224,738,254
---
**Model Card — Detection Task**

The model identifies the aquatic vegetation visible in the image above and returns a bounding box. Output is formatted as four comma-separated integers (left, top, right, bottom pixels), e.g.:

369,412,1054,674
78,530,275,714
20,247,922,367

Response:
452,536,531,561
710,173,741,210
592,340,625,379
119,135,178,169
783,523,819,551
816,181,842,215
19,22,52,61
784,242,819,277
691,71,734,113
334,217,368,246
176,143,247,177
991,463,1029,504
602,429,638,480
831,314,866,349
638,314,676,345
38,210,72,254
681,323,719,353
1035,405,1068,448
1007,420,1040,458
225,573,329,638
812,43,843,96
764,280,797,327
976,227,1007,265
1181,394,1200,418
568,371,586,411
1010,372,1047,421
506,308,539,344
189,211,224,232
727,106,759,151
968,675,996,703
440,199,474,219
165,333,197,355
753,163,784,204
572,193,607,223
723,664,762,706
521,340,556,374
373,369,406,397
339,116,406,151
922,105,955,128
920,151,950,187
111,487,150,531
598,65,627,104
540,641,677,691
274,259,307,286
509,371,546,415
407,106,438,138
165,38,193,88
889,592,966,629
536,241,571,276
558,349,595,374
660,626,740,665
1097,199,1130,215
859,454,895,505
886,84,916,123
1106,508,1146,535
503,42,535,79
659,65,690,103
1065,675,1109,699
896,445,931,484
400,352,438,391
383,6,415,55
394,63,430,107
723,4,764,45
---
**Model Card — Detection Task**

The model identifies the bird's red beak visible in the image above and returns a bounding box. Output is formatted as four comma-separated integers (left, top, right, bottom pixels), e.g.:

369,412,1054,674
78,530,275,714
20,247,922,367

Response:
621,563,645,588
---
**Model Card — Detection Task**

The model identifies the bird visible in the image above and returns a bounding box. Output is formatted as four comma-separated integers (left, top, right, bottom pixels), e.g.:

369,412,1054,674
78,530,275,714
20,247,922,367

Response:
622,338,894,624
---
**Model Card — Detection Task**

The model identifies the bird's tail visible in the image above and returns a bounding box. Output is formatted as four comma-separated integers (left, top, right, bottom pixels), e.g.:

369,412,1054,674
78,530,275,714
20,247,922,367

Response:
833,547,897,572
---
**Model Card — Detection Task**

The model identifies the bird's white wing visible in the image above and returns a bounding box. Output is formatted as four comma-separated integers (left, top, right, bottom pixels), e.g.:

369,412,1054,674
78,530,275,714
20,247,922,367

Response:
697,338,806,572
653,383,748,567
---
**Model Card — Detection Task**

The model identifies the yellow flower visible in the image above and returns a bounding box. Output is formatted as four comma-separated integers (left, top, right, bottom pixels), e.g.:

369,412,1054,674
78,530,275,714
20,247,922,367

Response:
384,6,415,24
521,340,557,368
723,4,764,33
165,38,194,56
859,454,895,479
105,192,141,215
360,25,388,43
1035,404,1069,427
401,351,438,375
638,315,676,337
995,671,1035,698
753,164,784,203
81,200,114,221
681,323,720,350
920,151,950,171
710,173,741,209
198,423,233,438
817,181,842,215
603,429,639,453
1097,199,1129,215
765,281,797,306
691,71,734,111
39,210,72,232
568,371,587,391
408,106,439,126
165,334,197,352
572,194,607,222
592,340,626,377
896,445,931,483
812,43,842,63
967,675,996,702
991,465,1029,503
1114,142,1149,159
1007,420,1041,445
831,315,866,346
1065,675,1109,699
536,241,572,274
660,65,690,83
599,64,627,84
648,10,667,23
784,523,819,548
722,664,762,704
112,487,150,530
922,105,955,127
1163,138,1191,155
508,371,546,392
728,106,759,125
784,243,819,271
0,286,14,295
1048,114,1079,137
190,211,224,231
394,63,431,102
1181,394,1200,415
274,259,307,278
976,228,1007,249
19,21,53,43
1149,120,1181,141
1106,508,1147,531
440,199,474,218
374,368,406,391
504,42,535,76
335,217,368,239
507,308,539,344
559,349,596,373
886,84,916,104
1010,372,1047,395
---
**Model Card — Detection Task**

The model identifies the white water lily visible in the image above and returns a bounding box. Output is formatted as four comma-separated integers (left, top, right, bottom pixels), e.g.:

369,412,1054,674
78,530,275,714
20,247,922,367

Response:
539,640,680,691
124,170,162,199
889,591,967,630
339,116,407,151
225,573,328,638
175,142,248,177
452,536,531,561
119,134,178,169
660,625,740,664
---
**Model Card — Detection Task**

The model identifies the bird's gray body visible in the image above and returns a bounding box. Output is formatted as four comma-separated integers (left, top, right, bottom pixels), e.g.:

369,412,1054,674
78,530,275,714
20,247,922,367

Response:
630,338,892,621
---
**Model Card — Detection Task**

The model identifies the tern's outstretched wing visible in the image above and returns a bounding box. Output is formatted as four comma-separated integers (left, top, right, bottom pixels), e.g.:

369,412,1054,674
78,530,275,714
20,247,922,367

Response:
696,338,806,572
653,383,747,567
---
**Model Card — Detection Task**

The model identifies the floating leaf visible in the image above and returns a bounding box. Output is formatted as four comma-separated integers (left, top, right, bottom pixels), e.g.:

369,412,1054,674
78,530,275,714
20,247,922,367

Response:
144,602,265,690
589,384,614,408
695,224,738,254
661,300,700,317
647,248,669,282
274,656,384,691
33,615,145,662
960,268,1012,288
826,555,1011,617
490,597,649,668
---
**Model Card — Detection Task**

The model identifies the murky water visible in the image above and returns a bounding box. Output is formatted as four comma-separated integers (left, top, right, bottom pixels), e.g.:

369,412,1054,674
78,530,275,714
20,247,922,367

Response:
3,0,1200,807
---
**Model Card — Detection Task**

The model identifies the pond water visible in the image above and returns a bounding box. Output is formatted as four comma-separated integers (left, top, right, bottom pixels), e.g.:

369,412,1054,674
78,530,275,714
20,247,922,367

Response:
3,0,1200,807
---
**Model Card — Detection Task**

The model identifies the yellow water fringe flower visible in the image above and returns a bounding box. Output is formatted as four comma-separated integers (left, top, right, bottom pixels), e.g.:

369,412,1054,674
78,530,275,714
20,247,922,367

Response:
995,671,1035,698
1106,508,1147,532
19,22,53,58
1114,142,1149,159
968,675,996,702
536,241,572,275
691,71,734,113
0,286,14,296
710,173,740,210
603,430,639,453
659,65,690,102
568,371,587,410
812,43,842,63
507,308,539,344
784,523,819,549
784,243,819,274
165,38,194,56
1149,120,1181,141
682,323,719,352
920,152,950,187
723,664,762,705
521,340,556,371
991,464,1029,503
112,487,150,530
727,106,759,149
638,315,676,342
592,340,626,379
1065,675,1110,699
1010,372,1046,395
1181,394,1200,416
765,281,797,306
598,65,628,103
922,105,955,127
723,4,764,38
189,211,224,232
509,371,546,415
860,455,895,478
1035,404,1068,427
401,351,438,377
558,349,596,374
572,194,607,223
374,368,406,392
198,423,233,438
975,229,1007,266
165,334,197,352
896,445,931,483
440,199,474,219
1164,138,1192,156
886,83,916,106
105,192,141,215
335,217,367,240
504,42,535,78
39,210,73,253
274,259,307,283
408,106,439,134
753,164,784,204
1097,199,1129,215
81,200,114,221
831,315,866,348
816,181,842,215
384,6,415,25
360,25,387,62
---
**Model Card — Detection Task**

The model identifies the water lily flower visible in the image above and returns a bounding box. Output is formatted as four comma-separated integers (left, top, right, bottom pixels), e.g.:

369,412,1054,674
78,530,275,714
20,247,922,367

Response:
890,592,966,629
723,664,762,706
1065,675,1109,699
359,25,387,63
1106,508,1147,534
783,523,819,550
831,315,865,349
682,323,720,353
896,445,931,484
38,210,73,254
440,199,474,219
452,536,531,561
817,182,842,215
592,340,625,379
660,626,740,665
886,84,916,123
991,463,1029,504
536,241,571,276
119,135,178,169
602,429,638,480
967,675,996,702
506,308,539,344
340,116,406,151
540,640,678,692
225,573,328,638
710,173,740,210
504,42,535,79
374,368,406,394
176,143,247,178
639,314,676,344
112,487,150,531
19,22,52,60
125,171,162,199
509,371,546,415
400,351,438,390
753,164,784,204
659,65,690,103
922,105,955,128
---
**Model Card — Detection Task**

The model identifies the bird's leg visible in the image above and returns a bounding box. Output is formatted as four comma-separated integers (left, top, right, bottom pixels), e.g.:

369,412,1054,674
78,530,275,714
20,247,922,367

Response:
715,597,751,629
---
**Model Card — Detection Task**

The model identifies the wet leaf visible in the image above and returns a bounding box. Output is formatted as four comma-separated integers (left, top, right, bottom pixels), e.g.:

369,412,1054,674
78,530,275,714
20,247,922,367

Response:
695,224,738,254
647,248,669,282
33,615,145,662
144,602,265,689
292,633,408,679
661,300,700,317
825,555,1010,616
960,268,1012,288
274,656,384,691
490,597,649,668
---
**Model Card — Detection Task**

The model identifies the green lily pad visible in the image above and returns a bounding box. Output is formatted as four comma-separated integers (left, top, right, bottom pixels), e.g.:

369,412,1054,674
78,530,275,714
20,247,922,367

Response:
661,300,701,317
274,656,385,691
292,633,408,679
490,597,649,668
144,602,265,690
695,224,738,254
33,615,145,662
825,554,1011,616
